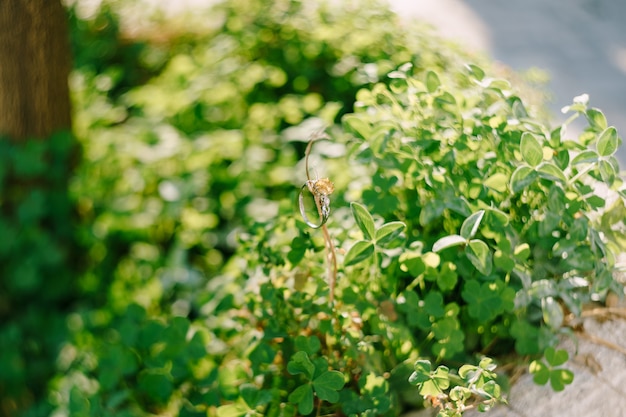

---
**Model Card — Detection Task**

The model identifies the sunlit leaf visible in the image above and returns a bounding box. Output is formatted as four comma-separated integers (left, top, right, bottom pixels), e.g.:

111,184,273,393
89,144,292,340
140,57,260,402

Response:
520,132,543,167
597,126,618,157
586,108,607,131
344,240,375,266
460,210,485,240
598,159,616,185
351,202,375,240
544,347,569,367
541,297,564,330
537,162,567,183
375,221,405,246
465,239,492,276
571,150,598,165
484,172,509,193
432,234,466,252
426,70,441,93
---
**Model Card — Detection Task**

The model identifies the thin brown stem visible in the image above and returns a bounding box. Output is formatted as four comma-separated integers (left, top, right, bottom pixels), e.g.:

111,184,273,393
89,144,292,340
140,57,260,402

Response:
304,132,337,305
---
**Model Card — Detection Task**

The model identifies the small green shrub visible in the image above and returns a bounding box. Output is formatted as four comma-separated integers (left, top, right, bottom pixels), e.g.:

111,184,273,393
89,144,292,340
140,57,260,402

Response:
208,63,625,415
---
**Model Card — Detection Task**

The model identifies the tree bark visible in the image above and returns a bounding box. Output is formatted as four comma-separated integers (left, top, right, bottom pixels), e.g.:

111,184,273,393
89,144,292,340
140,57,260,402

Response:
0,0,72,140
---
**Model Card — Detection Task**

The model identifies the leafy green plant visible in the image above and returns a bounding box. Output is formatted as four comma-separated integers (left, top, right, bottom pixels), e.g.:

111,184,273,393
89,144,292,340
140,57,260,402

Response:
529,347,574,392
410,357,504,416
44,1,625,416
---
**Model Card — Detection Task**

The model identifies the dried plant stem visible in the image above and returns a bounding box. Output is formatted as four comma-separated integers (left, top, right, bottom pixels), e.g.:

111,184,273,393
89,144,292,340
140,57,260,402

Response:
304,134,337,304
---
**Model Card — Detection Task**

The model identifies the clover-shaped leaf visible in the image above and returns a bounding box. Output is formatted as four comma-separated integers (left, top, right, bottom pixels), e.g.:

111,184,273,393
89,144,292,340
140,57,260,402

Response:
287,351,314,379
288,384,314,415
530,347,574,392
409,361,450,397
462,280,502,322
295,335,321,356
312,370,345,403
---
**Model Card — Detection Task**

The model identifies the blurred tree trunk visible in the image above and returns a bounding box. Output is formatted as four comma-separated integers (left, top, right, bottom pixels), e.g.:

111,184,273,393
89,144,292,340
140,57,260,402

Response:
0,2,75,416
0,0,72,139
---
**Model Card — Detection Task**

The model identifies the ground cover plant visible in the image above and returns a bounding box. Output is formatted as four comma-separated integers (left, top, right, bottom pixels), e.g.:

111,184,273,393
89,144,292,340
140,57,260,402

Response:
4,0,624,416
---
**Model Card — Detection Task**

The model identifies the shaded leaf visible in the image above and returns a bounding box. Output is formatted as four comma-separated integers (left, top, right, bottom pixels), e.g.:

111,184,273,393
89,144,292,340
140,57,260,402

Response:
287,351,314,379
312,370,345,403
288,384,314,415
510,165,537,193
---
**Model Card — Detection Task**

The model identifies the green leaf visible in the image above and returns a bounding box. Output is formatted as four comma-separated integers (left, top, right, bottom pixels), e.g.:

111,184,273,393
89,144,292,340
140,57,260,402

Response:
537,162,567,183
465,239,492,275
483,172,509,193
465,63,485,81
137,371,173,404
571,150,598,165
344,240,375,266
217,402,249,417
375,221,405,246
510,165,537,193
494,250,515,272
295,335,321,355
287,351,314,379
542,297,564,330
550,369,574,391
520,132,543,167
288,384,314,415
597,126,618,157
586,108,607,131
351,202,375,240
312,370,345,403
342,114,371,140
544,347,568,367
530,360,550,385
598,159,616,185
426,70,441,93
432,234,466,252
460,210,485,240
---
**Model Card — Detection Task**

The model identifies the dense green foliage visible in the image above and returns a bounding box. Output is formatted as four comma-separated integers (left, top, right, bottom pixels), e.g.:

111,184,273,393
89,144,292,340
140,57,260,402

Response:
0,132,82,415
2,0,625,416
